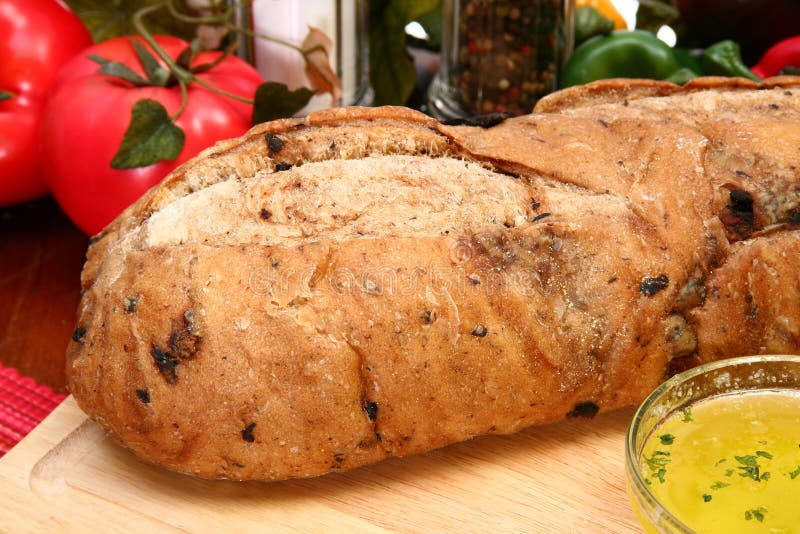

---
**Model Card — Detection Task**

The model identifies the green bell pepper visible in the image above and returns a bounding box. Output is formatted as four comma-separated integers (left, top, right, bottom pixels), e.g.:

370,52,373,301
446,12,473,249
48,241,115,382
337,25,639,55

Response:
560,30,682,88
664,48,704,84
575,6,615,46
701,40,761,81
673,48,703,75
666,41,761,84
560,30,760,88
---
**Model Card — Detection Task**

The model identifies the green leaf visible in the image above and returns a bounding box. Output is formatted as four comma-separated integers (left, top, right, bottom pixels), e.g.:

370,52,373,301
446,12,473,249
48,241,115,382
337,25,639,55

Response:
789,466,800,479
702,494,712,502
575,6,614,46
664,67,698,86
407,8,442,51
369,0,440,106
0,90,13,102
673,48,703,74
132,40,170,87
63,0,197,43
710,481,730,490
176,40,202,70
635,0,680,35
89,54,150,86
701,40,761,81
191,41,239,75
111,99,185,169
252,82,315,125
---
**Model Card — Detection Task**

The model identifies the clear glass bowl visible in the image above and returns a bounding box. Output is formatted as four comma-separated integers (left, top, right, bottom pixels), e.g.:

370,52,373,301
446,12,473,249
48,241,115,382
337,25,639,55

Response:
625,354,800,533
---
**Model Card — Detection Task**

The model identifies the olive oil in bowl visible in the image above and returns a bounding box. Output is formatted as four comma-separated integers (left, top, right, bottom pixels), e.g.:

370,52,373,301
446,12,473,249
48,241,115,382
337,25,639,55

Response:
640,391,800,531
626,355,800,533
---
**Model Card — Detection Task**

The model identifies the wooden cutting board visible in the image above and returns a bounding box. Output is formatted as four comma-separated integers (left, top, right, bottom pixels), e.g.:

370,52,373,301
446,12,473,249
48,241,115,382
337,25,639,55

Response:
0,396,642,532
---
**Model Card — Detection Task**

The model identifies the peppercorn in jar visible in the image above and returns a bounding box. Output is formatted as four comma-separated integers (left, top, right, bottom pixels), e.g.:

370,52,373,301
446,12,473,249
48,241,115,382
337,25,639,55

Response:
429,0,575,119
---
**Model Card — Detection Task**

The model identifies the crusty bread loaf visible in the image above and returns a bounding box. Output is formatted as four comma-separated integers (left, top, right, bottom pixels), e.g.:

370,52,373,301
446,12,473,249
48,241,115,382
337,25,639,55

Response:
68,77,800,481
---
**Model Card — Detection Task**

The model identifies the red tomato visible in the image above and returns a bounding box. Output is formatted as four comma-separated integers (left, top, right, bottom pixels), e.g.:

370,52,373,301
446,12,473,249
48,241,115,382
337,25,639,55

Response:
0,0,92,206
41,35,264,235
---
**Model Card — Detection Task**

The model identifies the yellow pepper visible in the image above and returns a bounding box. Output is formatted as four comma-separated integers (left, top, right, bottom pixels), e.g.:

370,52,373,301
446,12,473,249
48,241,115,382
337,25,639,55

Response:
576,0,627,30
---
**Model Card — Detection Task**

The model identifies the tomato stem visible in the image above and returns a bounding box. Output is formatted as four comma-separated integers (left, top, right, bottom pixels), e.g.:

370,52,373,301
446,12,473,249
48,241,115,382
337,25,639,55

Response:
172,79,189,121
191,76,254,104
130,0,337,116
134,1,254,111
169,0,332,86
225,23,304,55
191,41,240,74
133,3,195,86
165,0,230,26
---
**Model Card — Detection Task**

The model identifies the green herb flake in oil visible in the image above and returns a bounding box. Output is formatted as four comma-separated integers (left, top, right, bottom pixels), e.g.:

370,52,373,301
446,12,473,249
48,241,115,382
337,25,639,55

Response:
745,507,767,522
736,459,761,481
643,450,672,484
655,468,667,483
682,407,693,422
639,391,800,529
736,454,758,466
645,451,670,469
740,466,761,481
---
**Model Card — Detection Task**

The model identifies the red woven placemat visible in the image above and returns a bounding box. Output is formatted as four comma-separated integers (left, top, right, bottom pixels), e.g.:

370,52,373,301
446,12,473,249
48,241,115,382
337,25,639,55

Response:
0,364,66,458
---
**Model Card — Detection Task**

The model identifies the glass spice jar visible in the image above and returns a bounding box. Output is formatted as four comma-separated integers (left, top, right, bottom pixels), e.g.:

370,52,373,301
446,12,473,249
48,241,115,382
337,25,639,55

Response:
428,0,575,119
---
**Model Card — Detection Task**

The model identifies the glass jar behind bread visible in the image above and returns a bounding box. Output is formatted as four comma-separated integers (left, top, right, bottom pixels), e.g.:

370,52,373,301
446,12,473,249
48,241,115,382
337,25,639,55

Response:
428,0,575,119
233,0,372,114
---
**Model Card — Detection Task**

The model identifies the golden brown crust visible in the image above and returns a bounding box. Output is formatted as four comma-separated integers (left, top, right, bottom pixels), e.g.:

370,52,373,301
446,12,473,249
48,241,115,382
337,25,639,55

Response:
533,78,682,113
691,232,800,363
68,78,800,481
533,76,800,114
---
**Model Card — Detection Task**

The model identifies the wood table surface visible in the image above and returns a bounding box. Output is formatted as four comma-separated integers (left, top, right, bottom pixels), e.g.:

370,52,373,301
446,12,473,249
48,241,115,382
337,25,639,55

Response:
0,197,88,393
